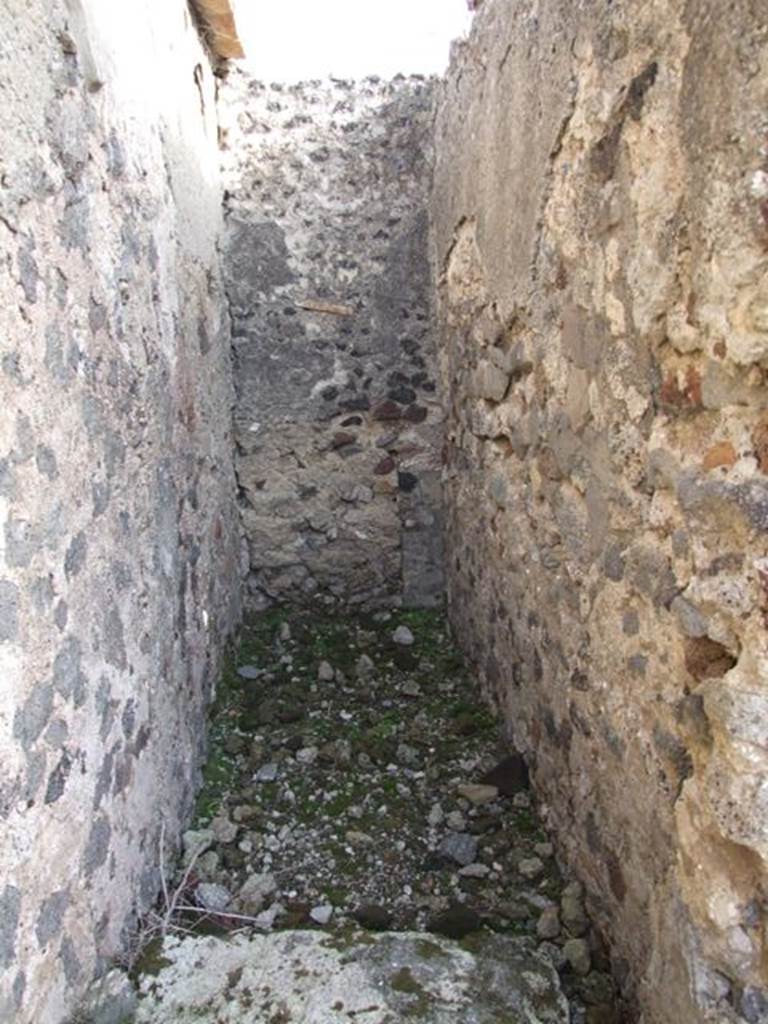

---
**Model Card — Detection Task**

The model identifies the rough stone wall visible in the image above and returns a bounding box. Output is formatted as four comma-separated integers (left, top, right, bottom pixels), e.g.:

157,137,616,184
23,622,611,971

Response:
220,73,444,610
0,3,240,1021
433,2,768,1021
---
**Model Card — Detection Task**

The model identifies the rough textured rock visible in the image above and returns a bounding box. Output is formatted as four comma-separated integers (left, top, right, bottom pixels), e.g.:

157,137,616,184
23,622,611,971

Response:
219,73,445,610
133,930,569,1023
433,2,768,1021
0,3,240,1021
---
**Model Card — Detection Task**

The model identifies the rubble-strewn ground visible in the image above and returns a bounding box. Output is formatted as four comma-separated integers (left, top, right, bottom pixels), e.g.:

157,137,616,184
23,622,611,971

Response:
125,609,625,1024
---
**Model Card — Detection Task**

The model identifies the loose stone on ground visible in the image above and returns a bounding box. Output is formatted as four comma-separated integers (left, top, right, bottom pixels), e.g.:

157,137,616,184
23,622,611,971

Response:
116,609,619,1023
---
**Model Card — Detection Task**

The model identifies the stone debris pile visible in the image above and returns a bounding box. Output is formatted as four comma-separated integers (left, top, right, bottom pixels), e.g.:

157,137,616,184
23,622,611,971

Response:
85,610,623,1023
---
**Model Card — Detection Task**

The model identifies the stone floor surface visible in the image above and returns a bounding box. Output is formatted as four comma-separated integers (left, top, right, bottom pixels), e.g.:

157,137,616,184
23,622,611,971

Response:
131,929,569,1023
73,609,624,1024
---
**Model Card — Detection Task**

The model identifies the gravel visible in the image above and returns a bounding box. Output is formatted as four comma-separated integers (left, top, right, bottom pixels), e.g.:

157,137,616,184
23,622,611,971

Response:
167,609,619,1023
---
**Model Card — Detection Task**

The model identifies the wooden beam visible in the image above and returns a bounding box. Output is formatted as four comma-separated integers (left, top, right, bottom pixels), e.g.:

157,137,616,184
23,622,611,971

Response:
190,0,245,60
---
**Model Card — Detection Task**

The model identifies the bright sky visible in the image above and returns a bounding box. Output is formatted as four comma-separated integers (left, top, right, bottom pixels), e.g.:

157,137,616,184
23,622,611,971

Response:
231,0,472,80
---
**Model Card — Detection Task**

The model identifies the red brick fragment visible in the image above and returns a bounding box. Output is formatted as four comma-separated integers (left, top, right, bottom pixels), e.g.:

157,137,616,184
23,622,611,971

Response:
332,432,356,449
372,400,401,421
659,365,702,410
374,456,395,475
702,441,736,471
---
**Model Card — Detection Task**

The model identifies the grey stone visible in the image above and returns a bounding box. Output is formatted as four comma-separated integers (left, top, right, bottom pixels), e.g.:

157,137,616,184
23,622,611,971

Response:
133,930,568,1023
458,863,490,878
44,750,73,804
0,887,21,969
23,748,47,804
563,938,591,976
0,458,17,499
82,817,111,878
211,816,238,845
537,942,568,972
53,599,68,631
64,530,88,579
473,362,509,402
446,810,466,832
44,718,69,748
0,581,20,642
59,936,82,984
17,234,39,303
236,873,277,915
13,683,54,749
537,907,561,940
310,904,334,925
196,884,232,912
317,660,335,681
237,665,260,680
428,803,444,827
5,515,38,568
561,893,589,937
11,970,25,1009
101,601,126,670
439,832,478,867
296,746,319,765
392,625,415,646
53,636,86,705
356,654,375,678
254,903,283,930
35,888,70,947
456,783,498,805
75,968,138,1024
518,857,545,880
254,763,279,783
671,597,708,639
183,829,214,862
740,986,768,1024
35,444,58,480
396,742,420,766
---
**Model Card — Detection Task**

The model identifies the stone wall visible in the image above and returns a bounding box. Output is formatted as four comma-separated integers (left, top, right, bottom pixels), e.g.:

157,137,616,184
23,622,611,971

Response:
0,3,240,1020
220,73,444,610
433,2,768,1021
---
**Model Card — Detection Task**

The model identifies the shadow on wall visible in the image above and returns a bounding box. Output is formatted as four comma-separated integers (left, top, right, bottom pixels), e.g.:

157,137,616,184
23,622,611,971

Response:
219,71,445,612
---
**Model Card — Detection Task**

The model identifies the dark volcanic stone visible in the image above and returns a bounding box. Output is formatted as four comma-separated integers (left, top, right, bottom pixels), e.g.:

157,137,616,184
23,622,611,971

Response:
428,905,482,940
452,711,481,736
354,904,393,931
221,848,247,871
388,385,416,404
403,404,428,424
468,814,500,835
480,754,529,794
372,399,402,421
277,705,304,724
393,648,418,671
224,735,247,756
340,395,371,412
397,471,418,493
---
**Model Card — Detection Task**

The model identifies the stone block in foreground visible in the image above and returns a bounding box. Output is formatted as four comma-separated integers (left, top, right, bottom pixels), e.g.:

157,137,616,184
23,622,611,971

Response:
133,929,568,1023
